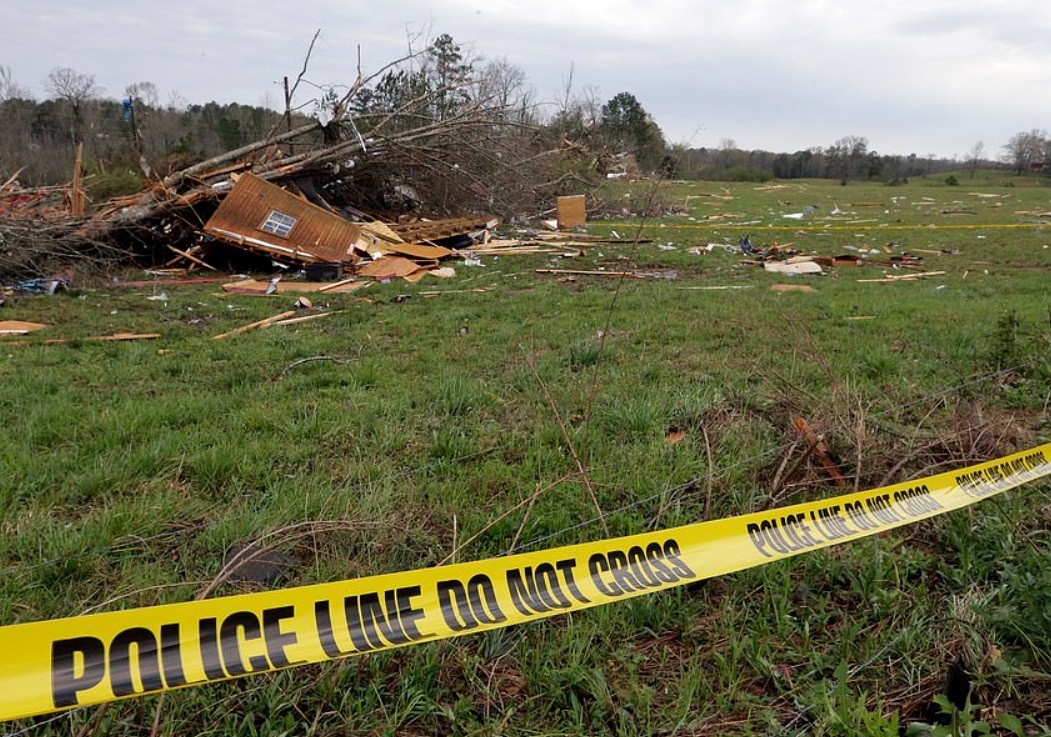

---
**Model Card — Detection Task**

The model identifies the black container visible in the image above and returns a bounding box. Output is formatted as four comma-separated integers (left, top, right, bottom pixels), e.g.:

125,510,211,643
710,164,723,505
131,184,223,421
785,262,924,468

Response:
305,262,343,282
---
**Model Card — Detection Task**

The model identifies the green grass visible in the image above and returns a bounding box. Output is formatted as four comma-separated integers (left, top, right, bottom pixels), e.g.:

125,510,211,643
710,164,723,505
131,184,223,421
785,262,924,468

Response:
1,176,1050,735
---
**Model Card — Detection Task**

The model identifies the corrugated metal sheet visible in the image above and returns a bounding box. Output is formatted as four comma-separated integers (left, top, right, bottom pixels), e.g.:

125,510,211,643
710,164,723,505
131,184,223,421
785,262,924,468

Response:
203,174,361,263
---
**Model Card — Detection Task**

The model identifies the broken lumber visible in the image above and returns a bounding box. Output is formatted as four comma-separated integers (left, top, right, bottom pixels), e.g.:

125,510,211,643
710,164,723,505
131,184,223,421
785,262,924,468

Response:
0,320,47,335
856,270,946,283
794,417,849,488
213,311,297,340
272,311,344,327
167,245,217,271
535,269,650,279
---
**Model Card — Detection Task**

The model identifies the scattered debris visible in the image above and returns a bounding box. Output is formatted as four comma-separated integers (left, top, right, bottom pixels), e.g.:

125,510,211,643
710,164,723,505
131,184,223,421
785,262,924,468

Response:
2,332,160,347
222,542,296,585
763,259,823,276
213,311,297,340
665,428,686,446
782,205,817,220
358,256,426,281
0,320,47,335
111,276,232,288
15,272,72,295
676,285,752,291
221,279,368,295
857,271,946,283
794,417,849,488
93,333,161,342
272,311,343,327
770,284,815,293
536,269,653,279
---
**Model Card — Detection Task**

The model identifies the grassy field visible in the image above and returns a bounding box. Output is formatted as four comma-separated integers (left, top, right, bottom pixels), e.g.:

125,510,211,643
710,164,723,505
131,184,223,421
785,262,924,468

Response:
2,173,1050,736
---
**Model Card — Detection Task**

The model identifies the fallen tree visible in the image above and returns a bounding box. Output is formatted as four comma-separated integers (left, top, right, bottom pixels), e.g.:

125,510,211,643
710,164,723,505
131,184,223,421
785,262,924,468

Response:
1,37,575,280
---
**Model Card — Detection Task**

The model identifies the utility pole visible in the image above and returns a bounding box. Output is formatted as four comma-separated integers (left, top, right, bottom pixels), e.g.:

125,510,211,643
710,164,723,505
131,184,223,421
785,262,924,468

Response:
283,76,294,155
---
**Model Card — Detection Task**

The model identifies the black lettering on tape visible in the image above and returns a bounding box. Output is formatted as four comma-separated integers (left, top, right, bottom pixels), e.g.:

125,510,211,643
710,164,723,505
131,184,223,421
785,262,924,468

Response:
663,539,696,579
747,522,771,557
341,596,374,651
160,623,187,688
51,636,106,708
535,562,572,609
358,591,409,648
607,549,641,592
198,618,227,680
760,519,790,554
556,559,591,603
507,566,552,615
263,606,302,668
507,564,574,615
110,627,164,697
395,585,427,640
315,599,350,657
219,612,270,676
440,577,502,629
465,575,506,625
852,501,877,530
438,579,480,630
645,542,677,582
588,552,623,597
318,586,428,654
628,546,659,587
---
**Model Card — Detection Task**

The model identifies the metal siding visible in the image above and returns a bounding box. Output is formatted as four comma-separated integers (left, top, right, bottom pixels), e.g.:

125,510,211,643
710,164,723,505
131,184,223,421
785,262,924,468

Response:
204,174,360,262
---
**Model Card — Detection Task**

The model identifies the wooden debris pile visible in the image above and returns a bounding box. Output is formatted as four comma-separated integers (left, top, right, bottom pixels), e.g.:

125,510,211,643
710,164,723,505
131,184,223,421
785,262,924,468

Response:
1,56,566,282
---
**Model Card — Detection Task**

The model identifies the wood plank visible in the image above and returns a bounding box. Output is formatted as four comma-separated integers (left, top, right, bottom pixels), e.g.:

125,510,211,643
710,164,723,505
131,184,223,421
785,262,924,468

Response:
0,320,47,335
93,333,161,341
535,269,649,279
213,311,297,340
221,279,368,295
384,242,453,260
167,245,217,271
272,311,344,327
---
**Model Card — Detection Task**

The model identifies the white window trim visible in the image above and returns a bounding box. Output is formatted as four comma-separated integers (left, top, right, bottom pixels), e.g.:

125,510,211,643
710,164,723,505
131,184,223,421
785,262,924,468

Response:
259,210,297,238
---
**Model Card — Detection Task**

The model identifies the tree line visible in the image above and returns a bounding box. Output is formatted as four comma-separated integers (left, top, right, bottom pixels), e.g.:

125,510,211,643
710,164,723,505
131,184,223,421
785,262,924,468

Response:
0,42,1045,202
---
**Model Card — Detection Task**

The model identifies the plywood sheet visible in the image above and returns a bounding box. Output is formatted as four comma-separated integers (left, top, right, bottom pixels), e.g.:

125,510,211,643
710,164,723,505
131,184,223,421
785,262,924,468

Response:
384,242,453,260
357,256,421,280
0,320,46,335
557,195,586,230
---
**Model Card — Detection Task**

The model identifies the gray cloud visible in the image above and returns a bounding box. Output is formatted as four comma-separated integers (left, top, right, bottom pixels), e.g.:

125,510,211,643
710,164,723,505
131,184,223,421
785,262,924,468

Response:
3,0,1049,158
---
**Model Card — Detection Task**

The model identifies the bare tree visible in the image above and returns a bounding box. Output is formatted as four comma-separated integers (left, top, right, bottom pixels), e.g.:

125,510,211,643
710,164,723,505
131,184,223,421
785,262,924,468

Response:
125,81,159,108
966,140,984,178
0,64,31,102
166,90,188,112
44,66,102,147
476,57,533,122
1002,129,1046,175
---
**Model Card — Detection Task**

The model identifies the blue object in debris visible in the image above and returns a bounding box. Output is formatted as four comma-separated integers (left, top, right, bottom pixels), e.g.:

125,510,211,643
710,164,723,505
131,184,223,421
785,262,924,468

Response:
15,277,69,295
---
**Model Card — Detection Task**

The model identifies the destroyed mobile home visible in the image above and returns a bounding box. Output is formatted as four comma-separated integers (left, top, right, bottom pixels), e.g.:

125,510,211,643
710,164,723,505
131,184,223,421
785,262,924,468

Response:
0,48,591,284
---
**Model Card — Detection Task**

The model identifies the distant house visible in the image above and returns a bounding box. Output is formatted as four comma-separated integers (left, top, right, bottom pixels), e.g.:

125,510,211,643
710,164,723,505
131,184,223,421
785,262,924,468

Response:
203,173,362,264
1029,161,1047,173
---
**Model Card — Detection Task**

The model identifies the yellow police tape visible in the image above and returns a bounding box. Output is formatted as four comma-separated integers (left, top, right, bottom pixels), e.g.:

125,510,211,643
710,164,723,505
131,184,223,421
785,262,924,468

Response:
2,443,1050,722
596,222,1047,231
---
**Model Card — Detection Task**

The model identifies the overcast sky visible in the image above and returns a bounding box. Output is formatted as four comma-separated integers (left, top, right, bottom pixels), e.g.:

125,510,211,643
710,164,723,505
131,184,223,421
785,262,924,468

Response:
4,0,1050,159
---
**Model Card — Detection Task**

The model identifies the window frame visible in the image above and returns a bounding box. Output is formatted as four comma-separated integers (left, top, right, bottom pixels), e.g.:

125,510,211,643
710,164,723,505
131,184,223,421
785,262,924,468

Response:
258,209,298,239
